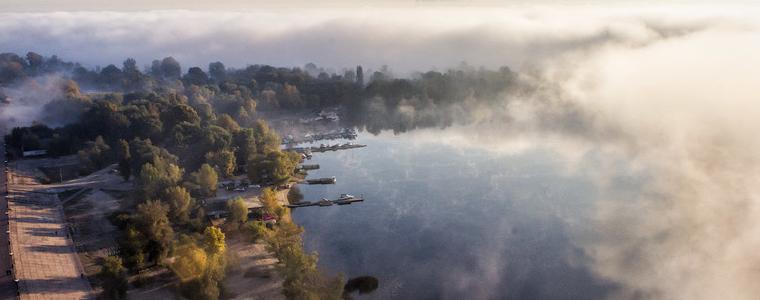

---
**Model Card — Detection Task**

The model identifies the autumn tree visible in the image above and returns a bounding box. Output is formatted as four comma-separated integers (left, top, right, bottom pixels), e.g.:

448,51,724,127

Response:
173,227,228,300
187,164,218,198
226,197,248,225
164,186,193,224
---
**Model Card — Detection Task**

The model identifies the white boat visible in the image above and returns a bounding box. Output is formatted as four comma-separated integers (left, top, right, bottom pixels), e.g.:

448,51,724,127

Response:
318,198,333,206
338,194,355,200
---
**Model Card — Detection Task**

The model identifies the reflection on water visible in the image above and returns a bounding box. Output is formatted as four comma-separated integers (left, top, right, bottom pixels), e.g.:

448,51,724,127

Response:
292,131,629,299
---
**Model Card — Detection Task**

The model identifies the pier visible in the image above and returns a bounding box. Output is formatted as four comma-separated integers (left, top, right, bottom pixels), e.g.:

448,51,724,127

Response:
286,194,364,208
282,129,358,144
288,142,366,154
306,177,337,184
298,164,320,170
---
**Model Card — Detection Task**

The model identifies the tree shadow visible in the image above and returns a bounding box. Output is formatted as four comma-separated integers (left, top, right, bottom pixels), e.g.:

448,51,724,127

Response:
18,277,89,293
26,244,75,254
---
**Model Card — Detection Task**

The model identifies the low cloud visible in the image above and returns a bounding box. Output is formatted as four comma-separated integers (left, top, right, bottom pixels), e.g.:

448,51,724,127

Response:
0,5,745,73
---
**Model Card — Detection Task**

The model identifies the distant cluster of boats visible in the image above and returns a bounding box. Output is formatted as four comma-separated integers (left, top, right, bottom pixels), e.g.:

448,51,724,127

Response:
287,194,364,208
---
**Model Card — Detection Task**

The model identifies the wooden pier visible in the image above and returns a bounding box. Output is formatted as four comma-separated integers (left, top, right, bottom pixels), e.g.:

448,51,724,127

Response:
286,195,364,208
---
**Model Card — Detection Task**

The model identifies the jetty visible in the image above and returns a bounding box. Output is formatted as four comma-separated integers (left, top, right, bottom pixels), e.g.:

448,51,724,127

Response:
298,164,320,170
286,194,364,208
306,176,336,184
288,142,366,154
283,128,358,144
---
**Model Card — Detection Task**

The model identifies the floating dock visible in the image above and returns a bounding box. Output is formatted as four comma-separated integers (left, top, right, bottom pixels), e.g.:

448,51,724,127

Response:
283,129,358,144
306,176,336,184
299,164,320,170
286,194,364,208
288,143,366,154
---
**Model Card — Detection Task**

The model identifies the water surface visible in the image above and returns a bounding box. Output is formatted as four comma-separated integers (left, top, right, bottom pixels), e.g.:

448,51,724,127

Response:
292,131,627,299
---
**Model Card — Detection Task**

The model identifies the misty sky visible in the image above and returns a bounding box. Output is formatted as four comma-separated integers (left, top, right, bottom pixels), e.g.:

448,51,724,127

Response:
2,1,759,73
7,0,758,13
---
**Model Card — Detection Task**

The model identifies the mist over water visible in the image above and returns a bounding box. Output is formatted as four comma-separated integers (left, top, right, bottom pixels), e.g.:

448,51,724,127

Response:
3,3,760,299
293,133,631,299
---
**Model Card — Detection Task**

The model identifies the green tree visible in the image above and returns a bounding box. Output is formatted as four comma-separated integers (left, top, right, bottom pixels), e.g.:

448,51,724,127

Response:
78,135,112,173
247,151,300,184
251,119,281,153
208,61,226,82
160,56,181,80
116,139,131,181
226,197,248,225
129,138,178,178
161,104,200,130
206,150,236,178
137,158,183,201
118,226,146,271
135,200,174,263
188,164,218,198
164,186,193,224
243,221,267,242
99,256,128,300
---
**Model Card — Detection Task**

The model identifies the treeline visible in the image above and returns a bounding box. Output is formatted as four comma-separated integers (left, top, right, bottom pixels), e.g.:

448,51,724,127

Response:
1,52,520,298
1,52,521,134
1,52,362,110
2,52,346,298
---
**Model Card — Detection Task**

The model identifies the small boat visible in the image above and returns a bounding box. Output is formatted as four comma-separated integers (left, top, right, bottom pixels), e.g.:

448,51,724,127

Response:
338,194,355,200
318,198,333,206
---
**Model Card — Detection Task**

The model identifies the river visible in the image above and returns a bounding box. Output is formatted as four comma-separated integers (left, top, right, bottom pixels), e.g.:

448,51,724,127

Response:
290,129,645,299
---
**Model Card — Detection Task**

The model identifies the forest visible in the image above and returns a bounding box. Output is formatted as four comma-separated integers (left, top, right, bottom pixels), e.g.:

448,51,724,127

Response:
0,52,518,299
0,51,519,139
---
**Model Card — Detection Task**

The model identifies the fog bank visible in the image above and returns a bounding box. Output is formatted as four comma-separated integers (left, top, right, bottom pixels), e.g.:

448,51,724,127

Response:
0,6,754,73
399,11,760,299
